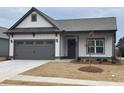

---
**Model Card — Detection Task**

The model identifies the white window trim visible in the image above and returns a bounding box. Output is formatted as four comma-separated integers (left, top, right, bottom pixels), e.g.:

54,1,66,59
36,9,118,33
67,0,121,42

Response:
87,39,105,54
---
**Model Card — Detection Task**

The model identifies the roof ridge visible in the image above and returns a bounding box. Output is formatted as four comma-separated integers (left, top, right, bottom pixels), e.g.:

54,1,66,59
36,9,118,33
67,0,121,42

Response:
56,17,116,21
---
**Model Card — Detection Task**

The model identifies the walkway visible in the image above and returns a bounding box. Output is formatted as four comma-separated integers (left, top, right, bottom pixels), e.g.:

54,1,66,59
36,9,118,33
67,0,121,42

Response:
7,75,124,86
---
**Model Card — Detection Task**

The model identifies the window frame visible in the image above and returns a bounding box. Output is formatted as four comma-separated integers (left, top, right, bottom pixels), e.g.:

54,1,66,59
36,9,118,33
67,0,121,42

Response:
86,38,105,54
31,14,37,22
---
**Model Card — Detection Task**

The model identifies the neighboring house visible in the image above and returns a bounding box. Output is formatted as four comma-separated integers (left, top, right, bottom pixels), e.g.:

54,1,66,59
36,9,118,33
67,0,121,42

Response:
0,26,9,57
5,7,117,60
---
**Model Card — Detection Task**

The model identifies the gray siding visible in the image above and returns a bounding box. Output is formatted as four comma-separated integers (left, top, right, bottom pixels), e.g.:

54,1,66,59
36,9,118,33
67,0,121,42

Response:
0,38,9,57
14,40,55,60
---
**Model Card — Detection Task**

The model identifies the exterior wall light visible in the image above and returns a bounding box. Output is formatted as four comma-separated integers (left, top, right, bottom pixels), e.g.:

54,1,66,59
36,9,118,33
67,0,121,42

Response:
11,40,13,43
33,33,35,37
55,32,58,37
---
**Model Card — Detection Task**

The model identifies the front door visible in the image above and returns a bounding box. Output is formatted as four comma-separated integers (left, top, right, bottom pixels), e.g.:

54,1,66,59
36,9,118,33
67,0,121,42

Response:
67,39,76,58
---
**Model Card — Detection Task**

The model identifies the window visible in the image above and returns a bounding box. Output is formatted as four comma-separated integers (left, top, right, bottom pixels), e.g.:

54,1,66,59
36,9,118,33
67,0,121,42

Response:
31,14,37,22
36,41,43,45
25,41,34,45
96,39,104,53
16,41,24,45
46,41,53,45
87,39,104,54
87,40,95,53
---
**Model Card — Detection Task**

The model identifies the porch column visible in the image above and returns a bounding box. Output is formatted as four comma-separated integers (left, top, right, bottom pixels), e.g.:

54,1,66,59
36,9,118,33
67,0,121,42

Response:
9,35,14,59
55,33,61,59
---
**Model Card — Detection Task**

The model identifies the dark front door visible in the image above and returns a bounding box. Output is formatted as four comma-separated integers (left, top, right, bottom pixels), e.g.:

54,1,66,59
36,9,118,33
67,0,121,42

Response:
67,39,76,58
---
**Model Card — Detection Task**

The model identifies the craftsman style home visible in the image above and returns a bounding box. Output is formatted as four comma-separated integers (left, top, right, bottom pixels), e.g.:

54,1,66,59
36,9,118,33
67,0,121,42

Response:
5,7,117,60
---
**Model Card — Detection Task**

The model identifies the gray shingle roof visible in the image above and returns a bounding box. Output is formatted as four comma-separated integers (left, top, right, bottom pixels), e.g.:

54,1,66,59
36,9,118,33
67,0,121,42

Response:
0,27,8,39
7,7,117,34
56,17,117,31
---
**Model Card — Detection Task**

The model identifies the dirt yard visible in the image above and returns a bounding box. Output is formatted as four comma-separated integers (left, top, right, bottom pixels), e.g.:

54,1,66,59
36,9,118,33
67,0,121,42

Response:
22,61,124,82
0,57,7,61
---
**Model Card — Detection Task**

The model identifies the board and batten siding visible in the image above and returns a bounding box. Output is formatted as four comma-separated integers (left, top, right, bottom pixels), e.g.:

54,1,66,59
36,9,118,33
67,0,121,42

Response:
78,32,113,58
9,34,60,58
9,32,114,59
59,32,114,58
16,11,53,28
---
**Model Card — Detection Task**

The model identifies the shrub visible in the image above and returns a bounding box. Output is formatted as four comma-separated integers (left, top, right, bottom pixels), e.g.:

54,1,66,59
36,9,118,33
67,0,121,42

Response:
103,59,108,62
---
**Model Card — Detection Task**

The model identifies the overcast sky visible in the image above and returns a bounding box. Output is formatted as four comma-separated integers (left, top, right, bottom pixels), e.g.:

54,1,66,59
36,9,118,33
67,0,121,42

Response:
0,7,123,43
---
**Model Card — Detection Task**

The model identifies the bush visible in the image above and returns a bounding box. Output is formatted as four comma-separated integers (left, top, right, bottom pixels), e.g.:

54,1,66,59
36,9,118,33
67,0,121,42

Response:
96,59,101,62
86,59,89,62
103,59,108,62
111,56,116,64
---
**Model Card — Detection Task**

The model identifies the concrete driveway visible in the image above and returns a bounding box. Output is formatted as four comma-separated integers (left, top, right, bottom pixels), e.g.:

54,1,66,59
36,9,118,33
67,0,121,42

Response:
0,60,50,82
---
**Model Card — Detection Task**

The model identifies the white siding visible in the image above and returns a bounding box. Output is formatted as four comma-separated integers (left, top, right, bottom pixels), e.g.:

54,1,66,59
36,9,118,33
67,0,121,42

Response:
9,32,113,58
60,32,113,58
16,11,53,28
60,36,65,57
9,35,14,57
55,34,60,58
79,32,113,58
9,34,60,58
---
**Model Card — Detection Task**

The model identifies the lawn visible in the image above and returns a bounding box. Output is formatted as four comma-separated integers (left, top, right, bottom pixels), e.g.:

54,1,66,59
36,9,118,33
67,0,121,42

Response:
1,80,78,86
22,61,124,82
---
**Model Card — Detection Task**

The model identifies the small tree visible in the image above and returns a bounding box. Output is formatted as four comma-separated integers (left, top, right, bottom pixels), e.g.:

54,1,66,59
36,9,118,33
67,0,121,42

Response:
86,31,95,69
116,37,124,57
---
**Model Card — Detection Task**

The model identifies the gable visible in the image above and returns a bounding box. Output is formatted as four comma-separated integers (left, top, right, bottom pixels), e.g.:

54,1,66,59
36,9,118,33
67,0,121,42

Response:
16,11,53,28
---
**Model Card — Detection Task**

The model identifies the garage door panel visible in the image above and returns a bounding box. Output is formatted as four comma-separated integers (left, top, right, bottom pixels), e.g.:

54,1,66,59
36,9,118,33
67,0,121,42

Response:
15,45,35,59
35,45,55,59
14,40,55,60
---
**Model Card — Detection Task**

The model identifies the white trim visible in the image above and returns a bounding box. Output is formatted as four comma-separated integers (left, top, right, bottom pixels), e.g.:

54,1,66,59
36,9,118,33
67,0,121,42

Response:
9,34,60,58
87,39,105,54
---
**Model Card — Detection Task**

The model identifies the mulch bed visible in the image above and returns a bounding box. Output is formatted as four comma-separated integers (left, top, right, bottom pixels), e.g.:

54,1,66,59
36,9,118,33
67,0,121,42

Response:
78,66,103,73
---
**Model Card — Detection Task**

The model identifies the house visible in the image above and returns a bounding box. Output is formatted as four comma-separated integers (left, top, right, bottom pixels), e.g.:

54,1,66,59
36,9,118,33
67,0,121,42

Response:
0,26,9,57
5,7,117,60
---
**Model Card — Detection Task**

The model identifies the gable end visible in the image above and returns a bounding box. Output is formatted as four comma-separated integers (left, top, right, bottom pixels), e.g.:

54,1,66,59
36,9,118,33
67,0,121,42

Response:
9,7,59,30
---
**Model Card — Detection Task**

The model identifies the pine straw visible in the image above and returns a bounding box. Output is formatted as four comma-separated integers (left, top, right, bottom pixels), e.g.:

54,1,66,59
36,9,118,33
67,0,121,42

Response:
78,66,103,73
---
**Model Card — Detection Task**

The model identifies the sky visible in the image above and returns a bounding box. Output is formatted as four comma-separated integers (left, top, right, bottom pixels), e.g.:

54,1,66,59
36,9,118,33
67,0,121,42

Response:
0,7,123,43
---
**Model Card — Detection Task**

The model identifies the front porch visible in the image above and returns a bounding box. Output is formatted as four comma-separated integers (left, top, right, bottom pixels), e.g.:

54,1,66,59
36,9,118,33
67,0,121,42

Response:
58,34,79,59
57,31,114,61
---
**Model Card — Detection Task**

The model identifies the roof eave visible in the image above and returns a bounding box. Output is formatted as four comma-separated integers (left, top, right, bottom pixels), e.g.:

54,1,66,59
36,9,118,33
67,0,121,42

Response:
5,29,117,34
62,29,117,32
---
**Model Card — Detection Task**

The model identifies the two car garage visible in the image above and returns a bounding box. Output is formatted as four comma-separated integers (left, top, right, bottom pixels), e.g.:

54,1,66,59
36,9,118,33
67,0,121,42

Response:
14,40,55,60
